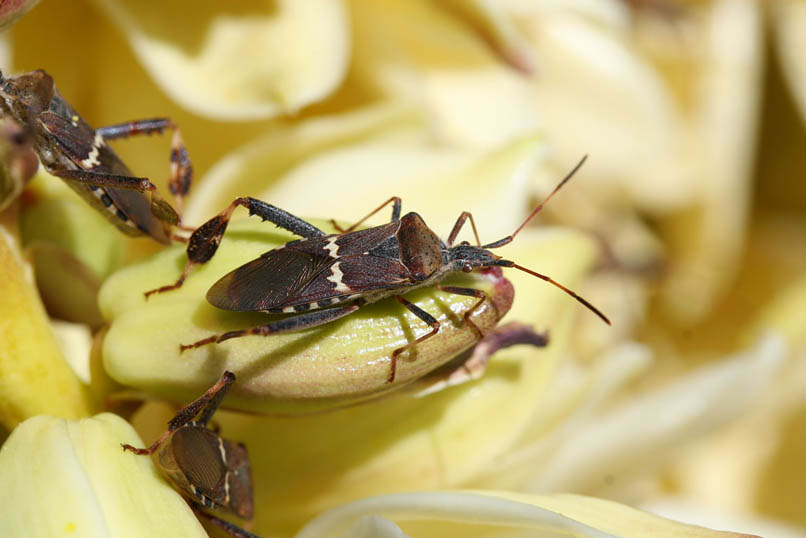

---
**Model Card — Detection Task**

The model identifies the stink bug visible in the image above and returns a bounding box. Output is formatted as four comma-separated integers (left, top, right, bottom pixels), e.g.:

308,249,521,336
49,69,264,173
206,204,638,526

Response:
122,371,258,538
0,69,193,243
149,156,609,383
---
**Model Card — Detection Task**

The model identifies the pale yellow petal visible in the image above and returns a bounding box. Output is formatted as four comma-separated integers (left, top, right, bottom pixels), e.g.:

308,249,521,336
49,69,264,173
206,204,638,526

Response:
0,208,91,430
294,490,759,538
771,0,806,124
490,336,784,495
349,0,539,148
0,413,205,537
90,0,350,120
185,103,428,225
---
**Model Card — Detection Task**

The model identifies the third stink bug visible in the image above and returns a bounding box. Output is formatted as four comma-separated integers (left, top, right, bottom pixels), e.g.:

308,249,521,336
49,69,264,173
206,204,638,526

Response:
148,156,609,383
122,371,258,538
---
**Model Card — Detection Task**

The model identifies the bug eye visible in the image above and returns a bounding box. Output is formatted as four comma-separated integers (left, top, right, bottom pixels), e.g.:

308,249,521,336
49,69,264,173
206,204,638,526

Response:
459,241,470,246
462,263,473,273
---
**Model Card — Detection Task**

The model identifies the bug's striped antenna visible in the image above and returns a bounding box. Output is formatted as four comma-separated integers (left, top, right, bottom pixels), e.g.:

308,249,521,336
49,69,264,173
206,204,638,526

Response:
483,155,588,249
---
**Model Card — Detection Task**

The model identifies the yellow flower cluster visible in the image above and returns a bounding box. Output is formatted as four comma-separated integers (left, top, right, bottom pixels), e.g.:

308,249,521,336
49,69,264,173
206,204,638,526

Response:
0,1,803,537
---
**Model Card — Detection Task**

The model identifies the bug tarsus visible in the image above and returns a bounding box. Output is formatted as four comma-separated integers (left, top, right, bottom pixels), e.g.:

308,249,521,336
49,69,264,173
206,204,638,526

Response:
388,295,441,383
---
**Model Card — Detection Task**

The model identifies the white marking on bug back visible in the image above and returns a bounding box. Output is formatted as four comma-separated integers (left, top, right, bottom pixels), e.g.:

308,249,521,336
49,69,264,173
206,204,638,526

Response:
322,237,340,258
327,261,351,292
80,132,105,169
217,437,231,503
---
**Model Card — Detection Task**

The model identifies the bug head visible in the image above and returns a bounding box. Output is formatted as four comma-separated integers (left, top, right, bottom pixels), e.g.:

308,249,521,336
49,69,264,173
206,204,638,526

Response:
446,242,501,273
155,425,254,520
0,70,55,127
450,156,611,326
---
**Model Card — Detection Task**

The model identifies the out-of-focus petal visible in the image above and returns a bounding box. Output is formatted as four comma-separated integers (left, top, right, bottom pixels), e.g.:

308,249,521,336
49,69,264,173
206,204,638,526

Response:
294,490,759,538
0,208,91,430
90,0,351,120
0,413,206,537
473,335,784,494
657,0,763,322
187,103,549,241
349,0,539,148
439,0,538,73
771,0,806,124
184,103,429,225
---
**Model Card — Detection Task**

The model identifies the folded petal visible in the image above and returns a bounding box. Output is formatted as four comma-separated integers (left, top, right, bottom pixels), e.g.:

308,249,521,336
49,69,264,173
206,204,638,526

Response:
294,490,759,538
90,0,350,120
0,209,91,430
0,413,205,537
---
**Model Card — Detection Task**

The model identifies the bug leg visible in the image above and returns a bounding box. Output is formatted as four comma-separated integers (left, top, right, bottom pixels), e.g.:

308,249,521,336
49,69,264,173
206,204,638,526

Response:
97,118,193,215
416,323,549,396
121,371,235,455
389,296,441,383
330,196,401,233
179,303,362,351
50,168,157,192
434,285,494,338
446,211,482,247
51,168,182,229
144,197,325,298
194,508,261,538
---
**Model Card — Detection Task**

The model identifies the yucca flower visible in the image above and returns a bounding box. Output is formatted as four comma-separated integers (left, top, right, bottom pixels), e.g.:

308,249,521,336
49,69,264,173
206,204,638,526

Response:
0,1,803,537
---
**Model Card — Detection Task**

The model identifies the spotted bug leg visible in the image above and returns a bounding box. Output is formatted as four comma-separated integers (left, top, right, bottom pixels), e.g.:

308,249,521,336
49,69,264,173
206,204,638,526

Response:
50,168,182,230
50,168,157,192
97,118,193,216
145,196,326,298
179,303,363,352
330,196,401,233
415,322,549,396
121,371,235,455
195,508,261,538
388,295,441,384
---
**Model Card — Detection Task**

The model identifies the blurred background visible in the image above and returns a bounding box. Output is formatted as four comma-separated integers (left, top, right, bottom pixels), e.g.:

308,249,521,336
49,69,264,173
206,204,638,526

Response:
0,1,804,537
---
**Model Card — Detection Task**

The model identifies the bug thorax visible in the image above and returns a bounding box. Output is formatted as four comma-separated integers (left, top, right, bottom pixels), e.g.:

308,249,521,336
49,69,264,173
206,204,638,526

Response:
446,243,501,273
397,212,446,281
0,70,54,129
153,424,254,520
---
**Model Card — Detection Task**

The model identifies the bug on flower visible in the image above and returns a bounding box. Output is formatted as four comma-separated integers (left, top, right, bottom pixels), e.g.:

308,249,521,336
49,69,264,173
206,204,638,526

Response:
0,69,193,243
148,156,609,383
122,371,258,538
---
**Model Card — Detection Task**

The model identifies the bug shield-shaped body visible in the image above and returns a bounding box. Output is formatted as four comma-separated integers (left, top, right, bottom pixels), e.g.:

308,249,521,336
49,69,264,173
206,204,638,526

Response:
207,212,465,312
153,423,254,520
0,70,172,242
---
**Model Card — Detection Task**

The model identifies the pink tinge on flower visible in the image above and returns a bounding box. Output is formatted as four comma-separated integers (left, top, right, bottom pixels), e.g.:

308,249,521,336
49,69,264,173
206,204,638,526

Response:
0,0,39,29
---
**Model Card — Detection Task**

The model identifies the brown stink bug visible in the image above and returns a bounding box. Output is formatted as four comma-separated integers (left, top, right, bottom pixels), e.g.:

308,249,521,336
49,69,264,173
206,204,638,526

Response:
149,156,609,383
0,69,193,243
122,372,258,538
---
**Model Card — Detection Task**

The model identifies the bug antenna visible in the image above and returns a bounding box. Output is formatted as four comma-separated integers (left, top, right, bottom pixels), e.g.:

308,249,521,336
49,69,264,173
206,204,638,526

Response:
499,260,610,325
483,155,588,249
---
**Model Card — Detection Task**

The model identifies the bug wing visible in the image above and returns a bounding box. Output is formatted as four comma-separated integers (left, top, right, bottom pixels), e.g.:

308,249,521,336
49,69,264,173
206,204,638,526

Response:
207,246,336,312
37,106,172,243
